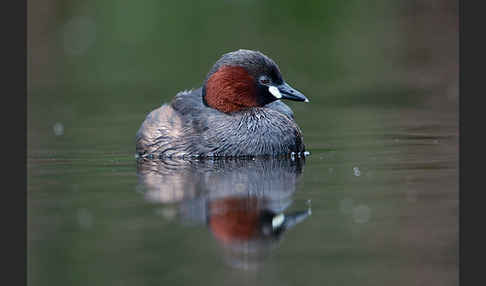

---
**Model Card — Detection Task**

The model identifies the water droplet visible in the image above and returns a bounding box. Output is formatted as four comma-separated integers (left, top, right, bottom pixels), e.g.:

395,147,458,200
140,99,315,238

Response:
53,122,64,136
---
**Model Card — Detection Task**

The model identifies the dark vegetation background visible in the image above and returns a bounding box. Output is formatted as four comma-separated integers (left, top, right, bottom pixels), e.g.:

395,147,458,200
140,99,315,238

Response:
28,0,458,153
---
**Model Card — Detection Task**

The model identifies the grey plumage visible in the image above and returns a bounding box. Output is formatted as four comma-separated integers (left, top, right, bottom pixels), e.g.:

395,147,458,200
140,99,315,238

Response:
135,88,305,158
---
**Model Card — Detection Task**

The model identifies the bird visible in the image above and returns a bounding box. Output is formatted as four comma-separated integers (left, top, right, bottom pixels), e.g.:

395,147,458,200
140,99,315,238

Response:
135,49,309,159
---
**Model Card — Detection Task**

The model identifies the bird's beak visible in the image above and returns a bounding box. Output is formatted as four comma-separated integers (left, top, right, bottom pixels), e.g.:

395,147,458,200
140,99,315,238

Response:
269,82,309,103
281,209,311,230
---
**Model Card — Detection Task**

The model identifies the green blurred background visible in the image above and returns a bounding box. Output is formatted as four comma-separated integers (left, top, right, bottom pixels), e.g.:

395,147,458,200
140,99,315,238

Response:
28,0,458,154
27,1,458,286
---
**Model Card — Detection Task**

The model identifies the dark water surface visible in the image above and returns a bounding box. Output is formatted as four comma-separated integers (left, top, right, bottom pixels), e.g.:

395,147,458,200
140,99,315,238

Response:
28,86,458,286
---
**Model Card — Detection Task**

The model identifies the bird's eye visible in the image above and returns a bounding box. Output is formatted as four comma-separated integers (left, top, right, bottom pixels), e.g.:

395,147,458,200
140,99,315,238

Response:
260,77,270,85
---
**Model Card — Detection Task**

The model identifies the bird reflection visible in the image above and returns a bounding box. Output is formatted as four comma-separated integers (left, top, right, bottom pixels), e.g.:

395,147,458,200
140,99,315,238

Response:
136,157,311,269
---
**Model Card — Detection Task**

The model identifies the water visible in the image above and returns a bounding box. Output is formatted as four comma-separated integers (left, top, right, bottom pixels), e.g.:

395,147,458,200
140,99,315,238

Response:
28,86,458,286
28,1,458,284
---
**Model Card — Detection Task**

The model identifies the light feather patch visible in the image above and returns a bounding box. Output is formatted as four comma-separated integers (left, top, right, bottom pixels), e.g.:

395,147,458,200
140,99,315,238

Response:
272,213,285,229
268,86,282,99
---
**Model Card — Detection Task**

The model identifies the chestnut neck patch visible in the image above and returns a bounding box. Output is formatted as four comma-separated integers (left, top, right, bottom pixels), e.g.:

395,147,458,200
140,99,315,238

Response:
204,66,258,113
208,197,261,243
